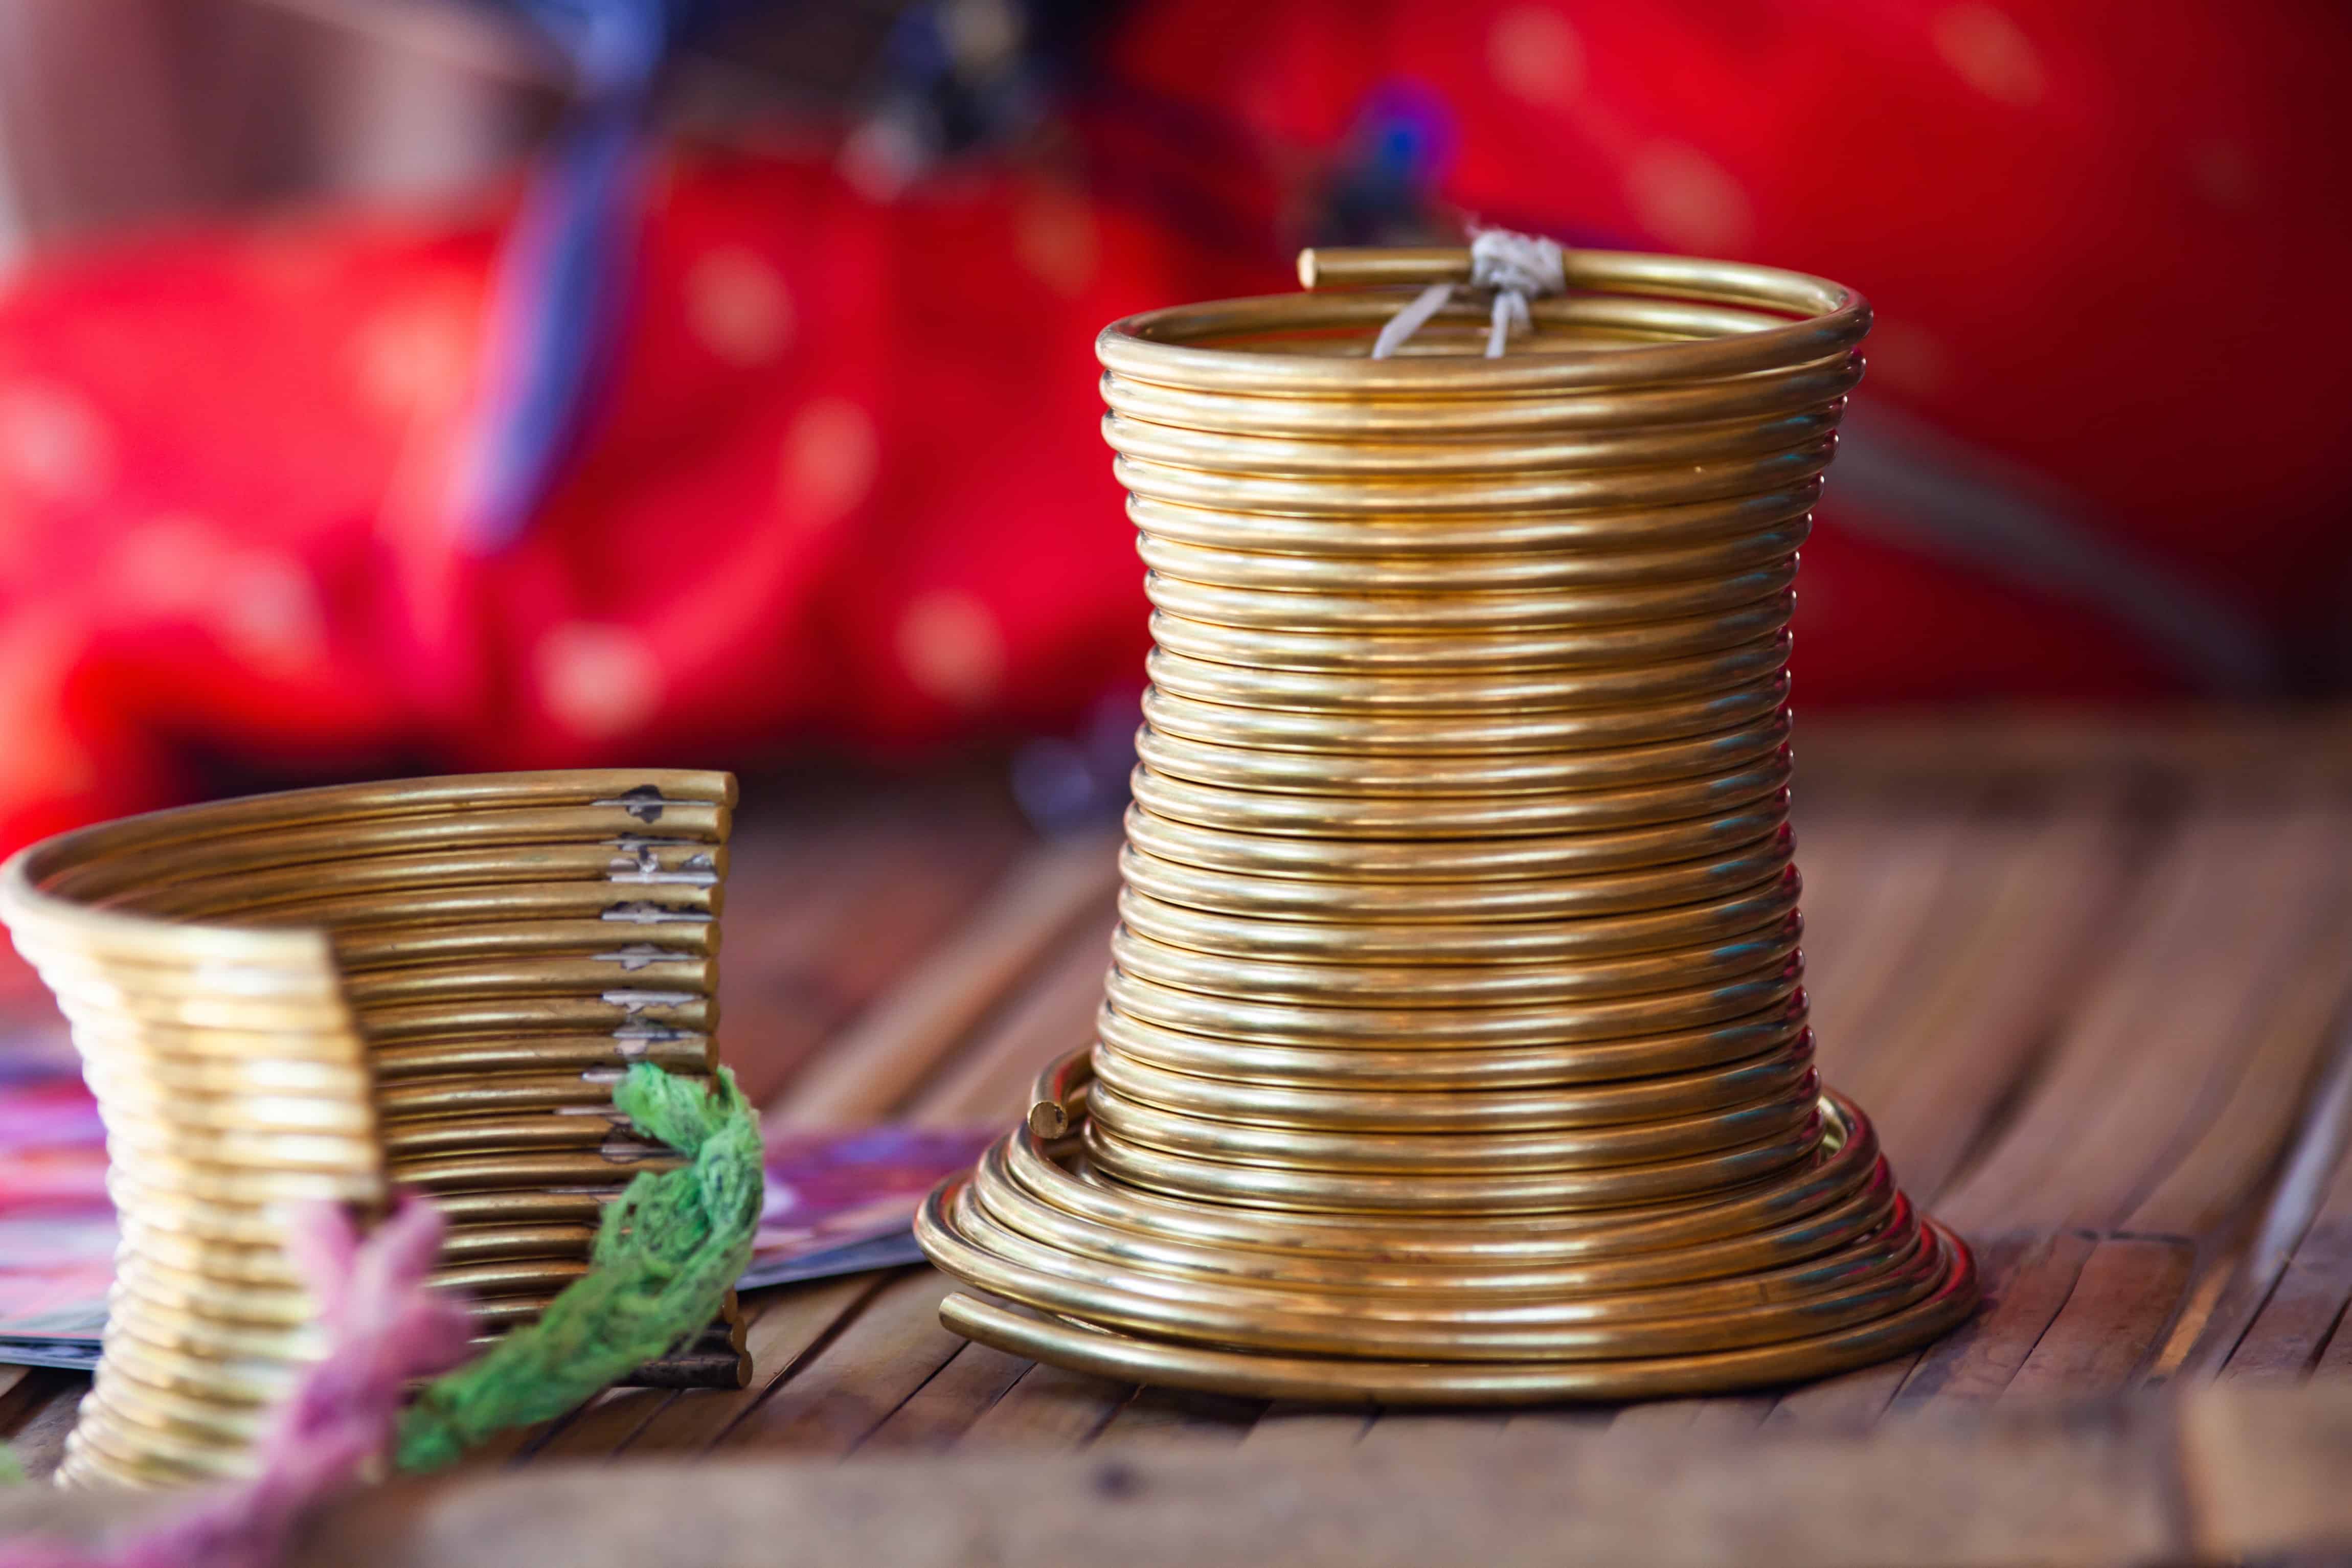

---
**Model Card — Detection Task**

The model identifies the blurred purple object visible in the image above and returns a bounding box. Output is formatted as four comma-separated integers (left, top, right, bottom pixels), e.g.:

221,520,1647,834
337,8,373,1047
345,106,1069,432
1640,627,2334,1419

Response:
0,1056,112,1360
1011,687,1140,834
745,1123,995,1287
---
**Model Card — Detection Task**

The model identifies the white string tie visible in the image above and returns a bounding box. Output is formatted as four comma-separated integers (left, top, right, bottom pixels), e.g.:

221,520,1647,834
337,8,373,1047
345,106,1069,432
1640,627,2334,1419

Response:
1369,228,1568,361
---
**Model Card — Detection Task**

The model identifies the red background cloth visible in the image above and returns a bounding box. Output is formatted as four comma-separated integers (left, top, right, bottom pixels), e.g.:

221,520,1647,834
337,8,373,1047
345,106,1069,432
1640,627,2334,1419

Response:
0,0,2345,853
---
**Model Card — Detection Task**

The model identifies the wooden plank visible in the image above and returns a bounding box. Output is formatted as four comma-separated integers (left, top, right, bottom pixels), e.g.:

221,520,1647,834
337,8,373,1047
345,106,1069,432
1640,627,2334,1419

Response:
23,1384,2352,1567
450,1416,561,1469
1937,811,2348,1237
0,1366,39,1434
904,897,1116,1126
2209,1032,2352,1382
766,829,1119,1128
710,1269,967,1455
2180,1383,2352,1560
957,1360,1130,1448
1354,1411,1509,1454
0,1372,84,1482
521,1385,679,1463
1238,1402,1372,1456
2002,1237,2195,1400
855,1341,1033,1453
2125,897,2352,1240
1796,708,2352,790
2143,1259,2235,1383
1797,811,1975,1067
593,1274,885,1458
1089,1386,1263,1449
720,808,1016,1109
1608,1397,1774,1437
1894,1231,2091,1406
2319,1315,2352,1377
1835,805,2140,1200
1500,1404,1616,1436
1775,813,1899,1031
1758,1356,1919,1434
2216,1240,2352,1384
254,1388,2352,1568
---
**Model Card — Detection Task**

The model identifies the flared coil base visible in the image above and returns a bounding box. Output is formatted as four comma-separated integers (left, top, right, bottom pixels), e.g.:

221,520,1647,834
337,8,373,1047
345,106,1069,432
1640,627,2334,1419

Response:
917,1065,1977,1404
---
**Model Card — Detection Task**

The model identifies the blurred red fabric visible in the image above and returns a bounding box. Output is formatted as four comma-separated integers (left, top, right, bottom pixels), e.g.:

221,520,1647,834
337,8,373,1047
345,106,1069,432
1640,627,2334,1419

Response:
0,0,2345,857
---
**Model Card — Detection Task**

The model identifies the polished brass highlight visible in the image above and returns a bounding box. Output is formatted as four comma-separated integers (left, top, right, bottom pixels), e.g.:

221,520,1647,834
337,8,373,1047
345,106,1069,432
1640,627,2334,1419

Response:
0,769,746,1488
918,243,1978,1401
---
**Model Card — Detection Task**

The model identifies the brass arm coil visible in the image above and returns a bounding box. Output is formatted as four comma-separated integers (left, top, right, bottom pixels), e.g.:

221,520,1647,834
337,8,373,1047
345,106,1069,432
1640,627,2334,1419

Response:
918,243,1976,1401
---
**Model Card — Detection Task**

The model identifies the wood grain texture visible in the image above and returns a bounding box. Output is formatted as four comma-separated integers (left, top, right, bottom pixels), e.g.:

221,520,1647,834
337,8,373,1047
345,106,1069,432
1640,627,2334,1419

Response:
600,1274,886,1457
1830,803,2142,1201
9,1385,2352,1567
172,1386,2352,1568
768,828,1117,1127
1239,1402,1373,1455
720,778,1030,1108
714,1269,968,1455
855,1341,1034,1452
957,1360,1130,1448
1938,811,2352,1237
2002,1237,2196,1400
0,1371,84,1481
1893,1232,2096,1406
2221,1148,2352,1384
1090,1386,1264,1449
10,717,2352,1509
902,896,1116,1126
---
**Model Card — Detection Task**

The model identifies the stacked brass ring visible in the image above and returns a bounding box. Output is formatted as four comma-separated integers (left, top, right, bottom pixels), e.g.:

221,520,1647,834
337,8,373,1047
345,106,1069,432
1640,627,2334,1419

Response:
916,245,1978,1402
0,769,747,1488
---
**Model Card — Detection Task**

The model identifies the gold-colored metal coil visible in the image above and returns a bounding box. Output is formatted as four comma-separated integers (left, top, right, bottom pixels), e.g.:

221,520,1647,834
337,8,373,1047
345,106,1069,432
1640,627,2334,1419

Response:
1124,485,1826,562
1094,995,1817,1093
1140,674,1791,754
1127,751,1792,839
1085,1073,1823,1177
1116,874,1803,964
1144,561,1797,632
1123,797,1788,881
1115,442,1838,519
1105,407,1841,479
0,768,749,1487
1142,634,1794,715
1100,362,1862,438
1107,916,1801,1009
1120,826,1798,921
1134,710,1793,796
1149,597,1798,673
949,1173,1937,1359
983,1112,1892,1284
920,242,1976,1400
1090,1034,1818,1133
1103,958,1805,1049
1135,517,1807,593
1083,1101,1825,1214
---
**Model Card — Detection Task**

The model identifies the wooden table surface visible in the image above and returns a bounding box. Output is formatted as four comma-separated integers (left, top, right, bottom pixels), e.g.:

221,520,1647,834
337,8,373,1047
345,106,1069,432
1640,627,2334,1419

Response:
7,710,2352,1563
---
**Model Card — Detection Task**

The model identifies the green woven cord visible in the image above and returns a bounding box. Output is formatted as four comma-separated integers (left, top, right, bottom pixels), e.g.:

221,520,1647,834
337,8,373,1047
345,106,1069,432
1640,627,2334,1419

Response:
394,1063,762,1472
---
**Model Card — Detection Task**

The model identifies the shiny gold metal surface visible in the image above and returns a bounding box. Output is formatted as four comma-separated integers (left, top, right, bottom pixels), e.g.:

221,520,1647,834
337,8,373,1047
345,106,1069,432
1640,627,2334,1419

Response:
1149,597,1800,673
0,768,748,1488
920,242,1976,1400
1134,708,1794,795
1143,634,1795,714
1115,876,1802,964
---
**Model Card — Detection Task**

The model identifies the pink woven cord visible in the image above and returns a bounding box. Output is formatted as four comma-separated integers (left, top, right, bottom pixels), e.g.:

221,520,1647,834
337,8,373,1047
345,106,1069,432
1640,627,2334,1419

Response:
0,1194,475,1568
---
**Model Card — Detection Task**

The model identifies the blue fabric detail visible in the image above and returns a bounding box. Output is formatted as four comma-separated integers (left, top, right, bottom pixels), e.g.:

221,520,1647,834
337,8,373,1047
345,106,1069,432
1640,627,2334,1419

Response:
452,0,674,552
